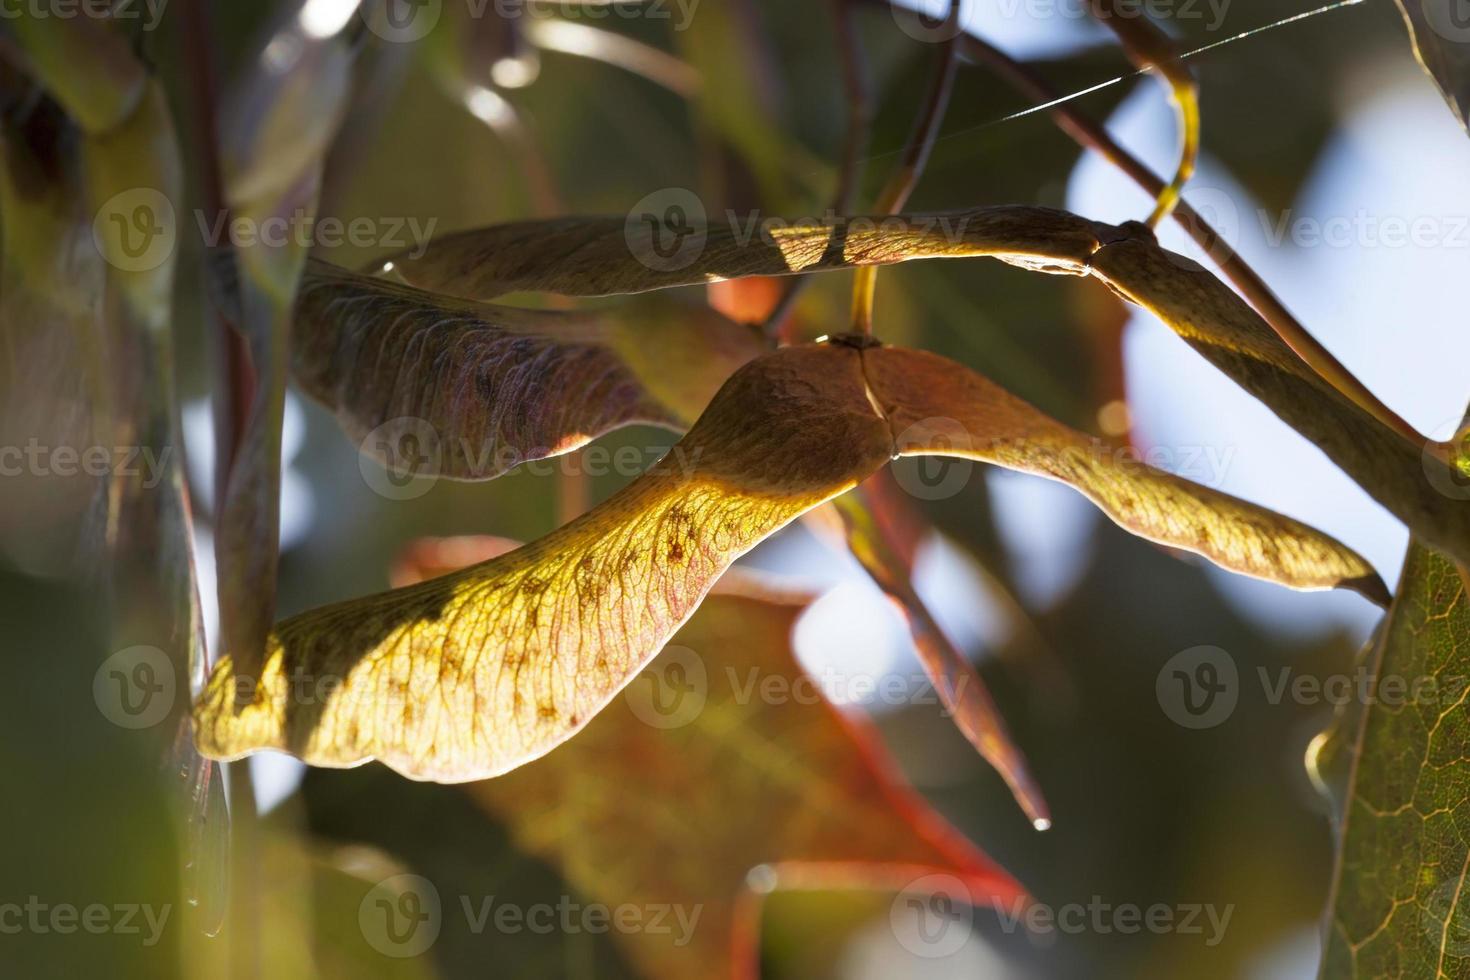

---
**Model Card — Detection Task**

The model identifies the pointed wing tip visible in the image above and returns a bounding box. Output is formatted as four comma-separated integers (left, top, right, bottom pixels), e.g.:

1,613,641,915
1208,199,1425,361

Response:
1346,572,1392,609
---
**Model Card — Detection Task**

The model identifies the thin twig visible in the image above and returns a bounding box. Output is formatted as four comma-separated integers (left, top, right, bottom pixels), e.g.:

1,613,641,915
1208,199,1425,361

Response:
1087,0,1198,227
763,0,872,343
522,19,701,97
180,0,259,973
958,34,1429,452
850,0,960,335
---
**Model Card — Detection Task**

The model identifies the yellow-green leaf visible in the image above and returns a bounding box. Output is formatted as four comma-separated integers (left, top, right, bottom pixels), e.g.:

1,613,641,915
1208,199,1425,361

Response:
194,344,893,777
1,12,144,134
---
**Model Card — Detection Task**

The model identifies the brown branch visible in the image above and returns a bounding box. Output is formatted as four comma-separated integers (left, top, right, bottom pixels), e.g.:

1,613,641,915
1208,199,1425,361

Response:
180,0,254,515
957,34,1429,452
179,1,258,972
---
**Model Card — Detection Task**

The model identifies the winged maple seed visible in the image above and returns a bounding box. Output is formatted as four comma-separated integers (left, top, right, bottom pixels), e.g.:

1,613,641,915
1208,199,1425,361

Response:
291,259,766,480
379,205,1470,567
194,341,1384,787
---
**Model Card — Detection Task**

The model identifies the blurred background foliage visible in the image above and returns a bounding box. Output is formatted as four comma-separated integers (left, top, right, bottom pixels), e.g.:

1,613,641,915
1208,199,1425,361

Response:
2,0,1456,976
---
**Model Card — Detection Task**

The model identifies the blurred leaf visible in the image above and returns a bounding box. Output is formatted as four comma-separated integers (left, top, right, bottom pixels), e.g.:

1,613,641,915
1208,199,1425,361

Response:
1394,0,1470,131
1322,542,1470,976
708,275,785,324
195,342,1381,785
675,0,791,204
0,95,109,547
467,579,1026,980
292,259,765,480
81,79,229,935
0,10,144,134
1,30,224,933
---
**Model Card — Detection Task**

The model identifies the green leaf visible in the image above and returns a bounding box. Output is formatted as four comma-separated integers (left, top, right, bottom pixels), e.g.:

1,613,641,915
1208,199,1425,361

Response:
1323,541,1470,976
